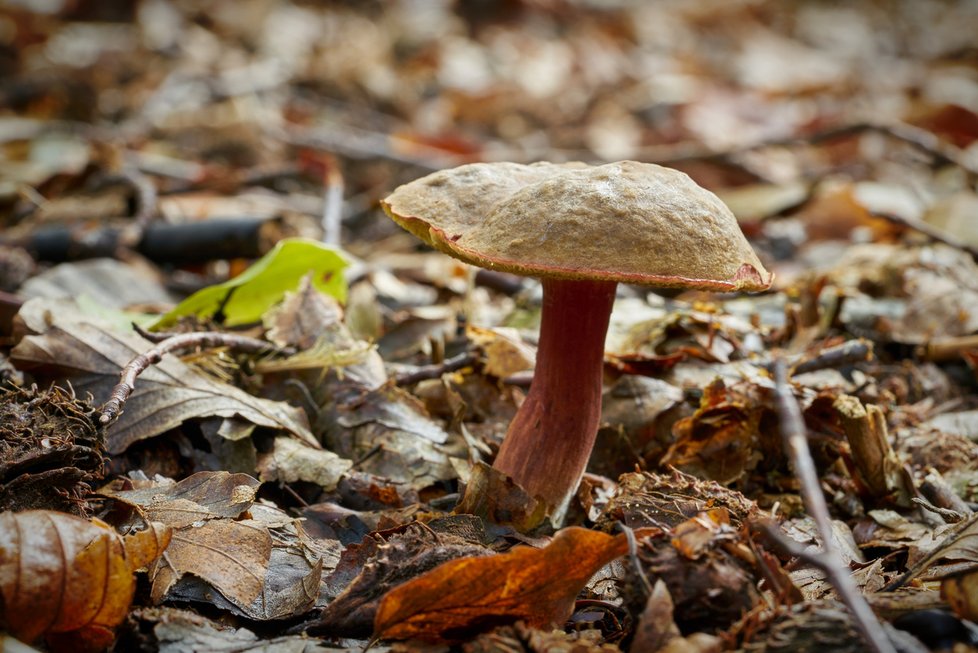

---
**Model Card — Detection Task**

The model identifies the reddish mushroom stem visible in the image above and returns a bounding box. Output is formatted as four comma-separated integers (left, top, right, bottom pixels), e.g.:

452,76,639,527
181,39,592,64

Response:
492,277,617,517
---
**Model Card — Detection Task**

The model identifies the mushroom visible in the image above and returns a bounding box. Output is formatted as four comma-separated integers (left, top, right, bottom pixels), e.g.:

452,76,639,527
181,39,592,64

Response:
381,161,772,522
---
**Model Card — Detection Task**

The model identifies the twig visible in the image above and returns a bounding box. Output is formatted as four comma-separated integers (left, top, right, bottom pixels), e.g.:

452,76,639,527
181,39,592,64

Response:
392,351,479,386
131,322,171,343
99,331,292,424
120,159,159,228
869,210,978,260
634,120,977,176
763,339,873,376
772,359,897,653
272,123,457,171
916,334,978,362
618,522,653,598
321,161,345,247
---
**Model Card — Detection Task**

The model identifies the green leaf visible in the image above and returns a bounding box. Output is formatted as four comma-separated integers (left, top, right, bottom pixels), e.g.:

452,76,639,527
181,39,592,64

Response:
151,239,348,330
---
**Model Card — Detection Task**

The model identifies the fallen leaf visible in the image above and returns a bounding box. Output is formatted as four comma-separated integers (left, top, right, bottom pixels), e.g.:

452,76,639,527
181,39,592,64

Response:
258,436,353,492
661,379,767,484
596,470,758,531
886,512,978,590
107,471,260,527
454,461,548,531
631,579,682,653
150,518,272,607
127,606,347,653
466,324,535,379
316,527,490,638
373,526,651,642
0,510,169,650
10,298,316,453
325,385,456,489
151,238,348,329
105,472,321,619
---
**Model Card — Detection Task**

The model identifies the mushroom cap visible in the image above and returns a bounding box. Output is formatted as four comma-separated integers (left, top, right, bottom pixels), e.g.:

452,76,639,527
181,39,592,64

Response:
381,161,772,291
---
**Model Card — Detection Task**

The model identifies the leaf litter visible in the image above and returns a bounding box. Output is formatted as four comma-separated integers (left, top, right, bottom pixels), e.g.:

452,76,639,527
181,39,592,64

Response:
3,1,978,652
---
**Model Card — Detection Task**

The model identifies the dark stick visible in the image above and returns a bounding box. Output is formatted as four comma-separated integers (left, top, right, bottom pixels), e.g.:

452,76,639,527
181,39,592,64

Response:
764,339,873,376
772,359,897,653
8,217,284,264
392,351,479,386
99,331,292,424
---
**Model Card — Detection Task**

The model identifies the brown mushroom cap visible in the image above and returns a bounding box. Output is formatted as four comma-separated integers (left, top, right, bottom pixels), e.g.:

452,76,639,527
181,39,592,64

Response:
382,160,772,292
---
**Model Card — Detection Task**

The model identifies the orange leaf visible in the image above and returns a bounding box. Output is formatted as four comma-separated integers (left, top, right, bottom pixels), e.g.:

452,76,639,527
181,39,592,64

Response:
373,526,649,642
0,510,169,651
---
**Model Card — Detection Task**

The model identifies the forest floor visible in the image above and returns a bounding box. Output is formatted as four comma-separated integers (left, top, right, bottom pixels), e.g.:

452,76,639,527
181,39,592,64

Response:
2,1,978,652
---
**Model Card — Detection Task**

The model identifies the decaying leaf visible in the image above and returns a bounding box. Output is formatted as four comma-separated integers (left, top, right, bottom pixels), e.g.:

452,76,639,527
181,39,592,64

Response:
151,518,273,607
738,600,928,653
0,510,169,650
315,526,491,637
106,471,261,526
629,511,762,633
455,461,548,531
107,473,272,605
886,512,978,590
257,435,354,493
466,324,536,378
662,379,769,484
597,469,759,531
124,606,351,653
105,471,322,620
324,385,457,489
631,579,683,653
10,298,315,454
464,622,622,652
373,526,652,642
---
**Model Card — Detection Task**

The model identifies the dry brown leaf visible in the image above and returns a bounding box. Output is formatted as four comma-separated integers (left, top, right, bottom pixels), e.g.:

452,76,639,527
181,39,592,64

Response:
150,519,272,606
10,298,315,454
373,526,651,642
661,379,766,484
327,385,456,489
104,472,275,608
631,579,682,653
887,512,978,590
257,436,353,492
107,471,261,527
465,324,535,379
0,510,169,650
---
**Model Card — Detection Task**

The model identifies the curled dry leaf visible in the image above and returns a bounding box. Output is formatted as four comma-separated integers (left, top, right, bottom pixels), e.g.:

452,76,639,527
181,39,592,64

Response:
661,379,769,485
0,510,170,650
373,526,655,643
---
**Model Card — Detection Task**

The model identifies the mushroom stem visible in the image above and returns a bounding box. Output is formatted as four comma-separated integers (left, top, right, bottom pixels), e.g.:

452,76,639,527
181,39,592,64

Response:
492,277,617,520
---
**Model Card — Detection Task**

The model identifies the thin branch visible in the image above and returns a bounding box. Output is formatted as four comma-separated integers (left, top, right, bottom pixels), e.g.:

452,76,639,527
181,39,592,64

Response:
99,331,292,424
772,358,897,653
636,121,978,175
321,161,345,247
392,351,479,386
762,339,873,376
618,522,653,598
869,209,978,260
916,334,978,362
